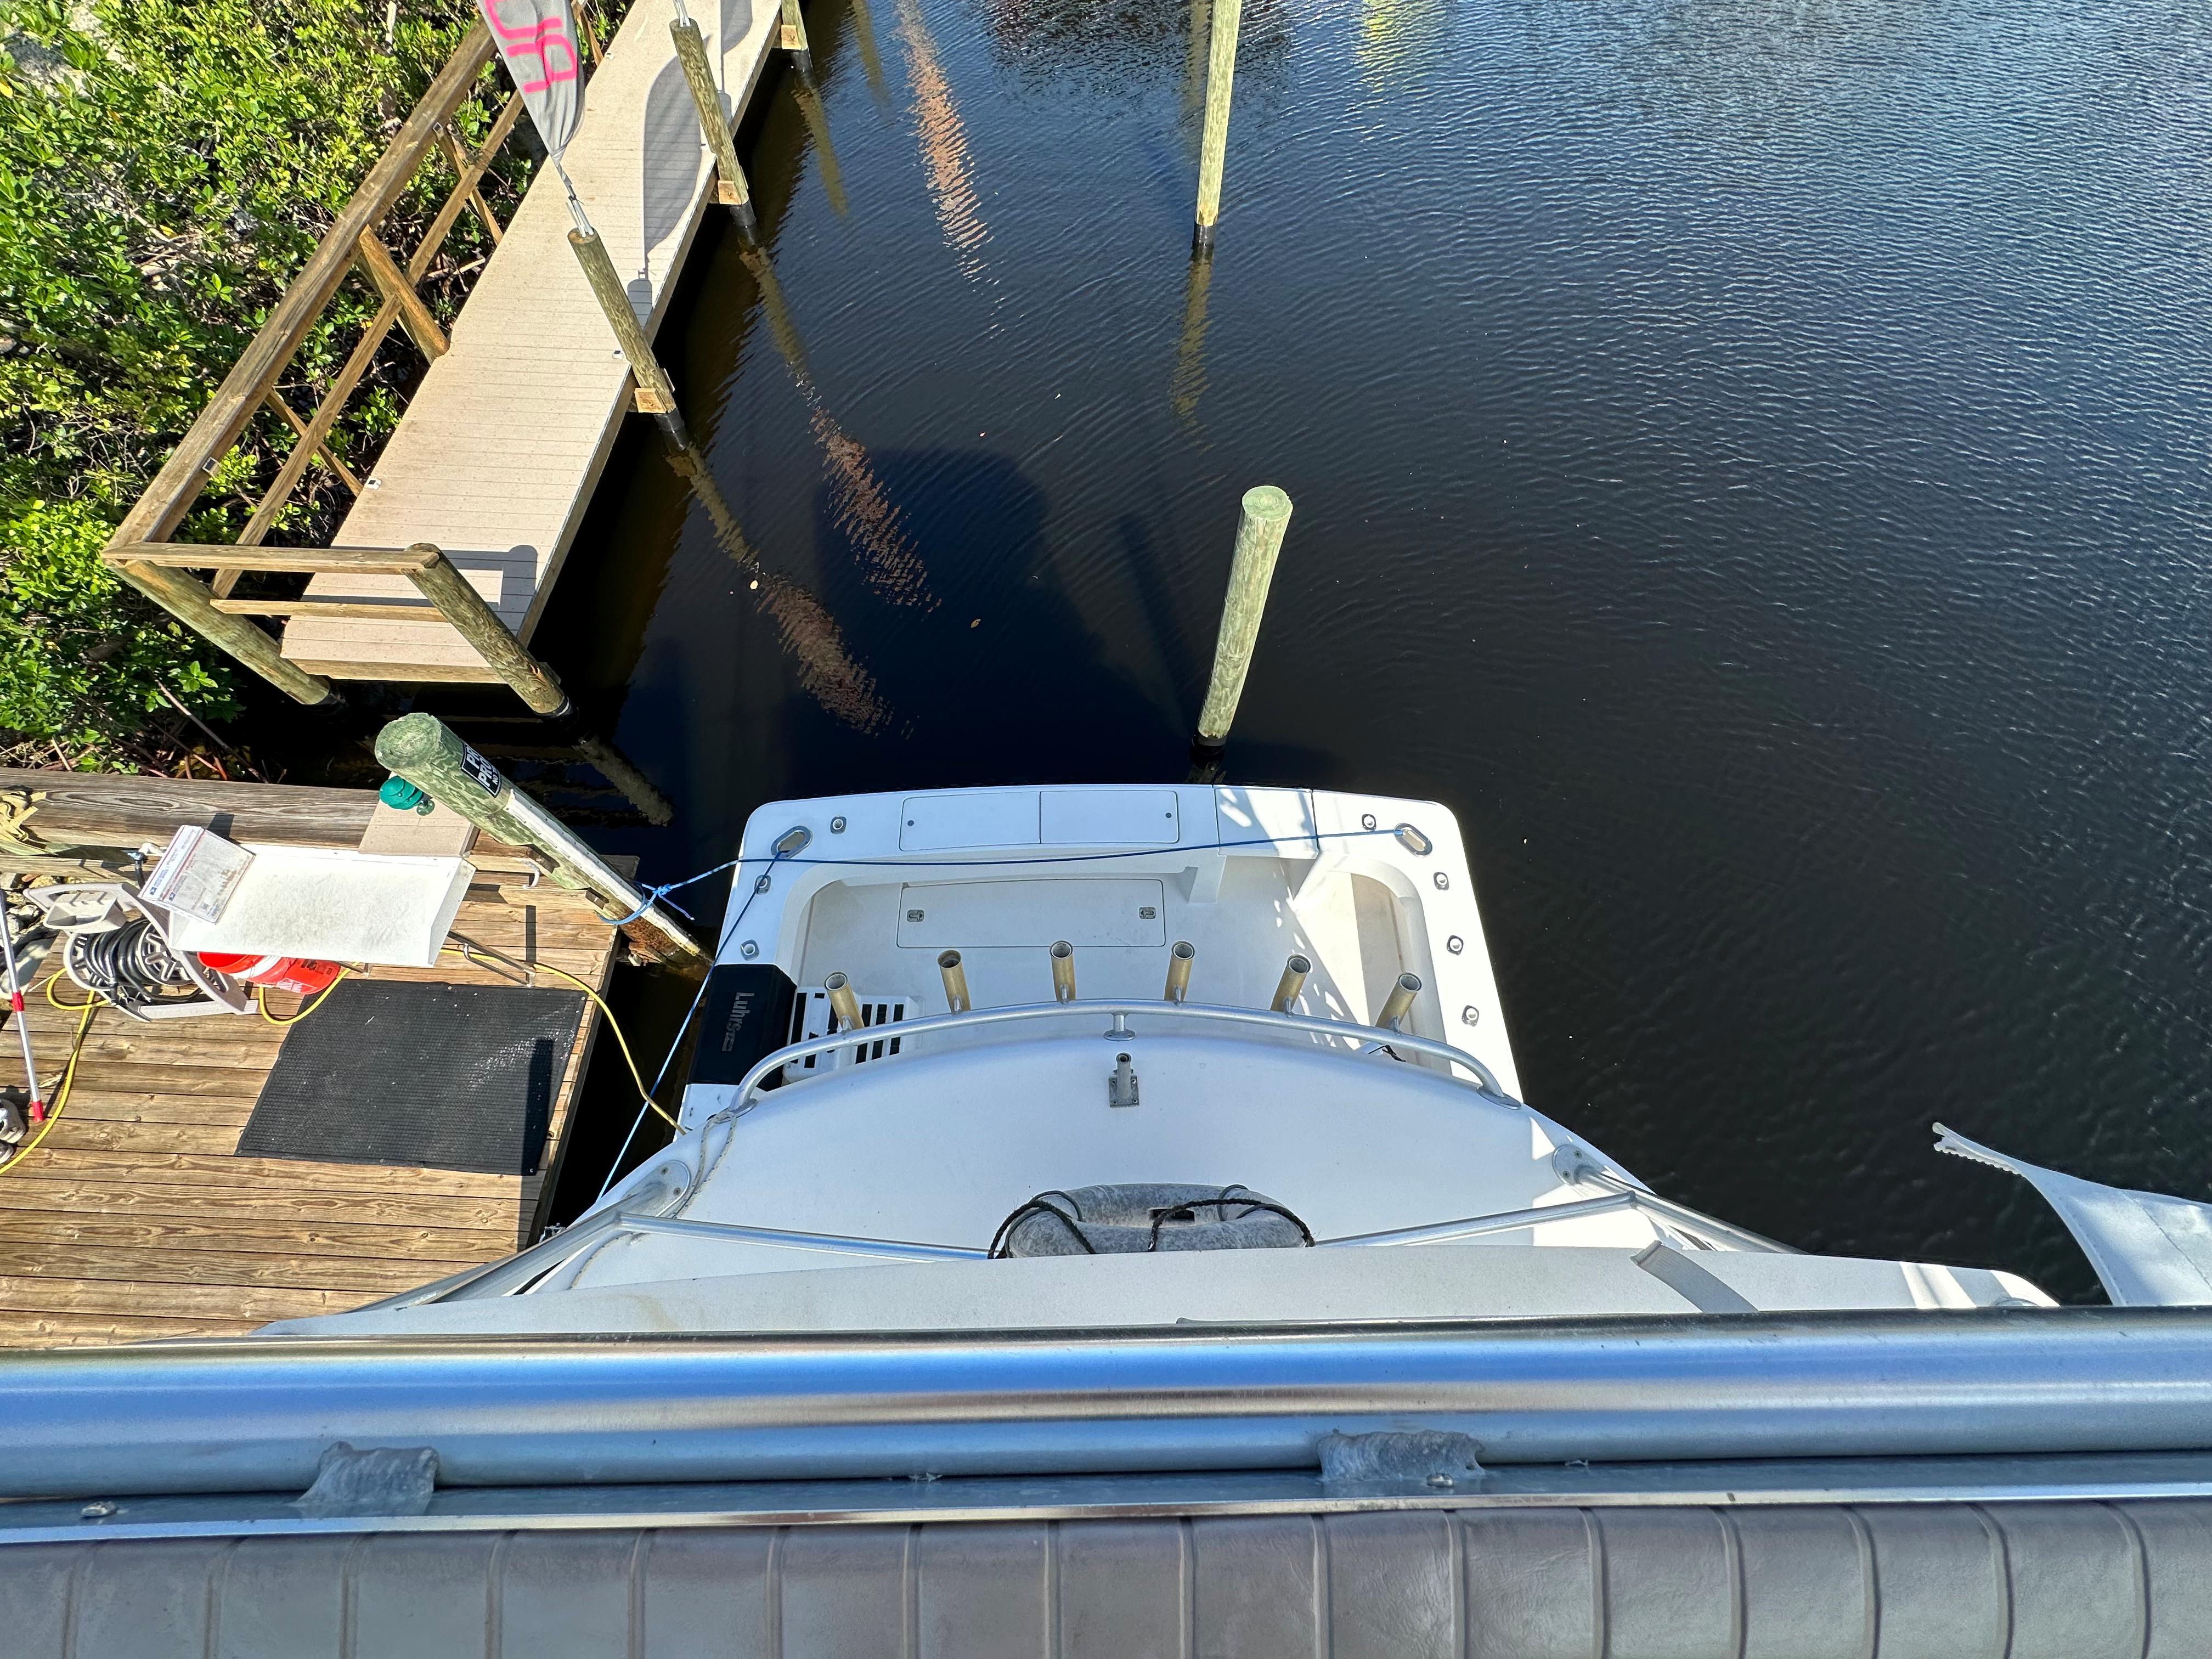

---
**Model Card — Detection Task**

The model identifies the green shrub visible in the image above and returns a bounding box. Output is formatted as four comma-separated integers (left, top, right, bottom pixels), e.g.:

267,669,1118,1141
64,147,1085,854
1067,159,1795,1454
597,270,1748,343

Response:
0,0,483,765
0,498,233,758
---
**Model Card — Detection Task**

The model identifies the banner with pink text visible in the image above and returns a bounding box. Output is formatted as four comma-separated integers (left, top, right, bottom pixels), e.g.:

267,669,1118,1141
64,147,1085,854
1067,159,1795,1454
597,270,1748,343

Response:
477,0,584,163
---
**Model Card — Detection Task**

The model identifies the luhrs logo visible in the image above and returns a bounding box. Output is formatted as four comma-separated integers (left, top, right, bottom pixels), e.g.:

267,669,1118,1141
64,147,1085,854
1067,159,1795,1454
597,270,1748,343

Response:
718,989,756,1053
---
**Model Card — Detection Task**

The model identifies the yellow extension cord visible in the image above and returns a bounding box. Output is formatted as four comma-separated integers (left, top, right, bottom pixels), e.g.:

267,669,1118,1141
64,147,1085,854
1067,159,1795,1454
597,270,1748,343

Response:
0,941,677,1181
0,973,103,1177
437,944,679,1129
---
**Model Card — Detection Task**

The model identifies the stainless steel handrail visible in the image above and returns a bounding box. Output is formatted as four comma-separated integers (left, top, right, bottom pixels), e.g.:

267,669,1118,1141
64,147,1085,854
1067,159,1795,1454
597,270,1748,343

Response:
1560,1160,1797,1255
16,1309,2212,1499
713,997,1510,1119
1317,1193,1638,1245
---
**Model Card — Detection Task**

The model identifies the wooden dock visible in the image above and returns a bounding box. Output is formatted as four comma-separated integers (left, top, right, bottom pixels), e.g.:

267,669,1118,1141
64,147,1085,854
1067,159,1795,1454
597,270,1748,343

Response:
0,775,620,1346
277,0,782,684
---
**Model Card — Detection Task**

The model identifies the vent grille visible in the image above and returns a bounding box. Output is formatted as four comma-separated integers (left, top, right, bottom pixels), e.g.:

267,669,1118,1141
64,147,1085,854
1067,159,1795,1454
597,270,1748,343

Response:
785,988,908,1081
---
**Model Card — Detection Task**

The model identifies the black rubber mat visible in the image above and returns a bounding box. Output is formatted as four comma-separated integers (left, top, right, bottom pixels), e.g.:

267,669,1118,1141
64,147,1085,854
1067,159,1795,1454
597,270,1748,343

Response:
238,980,585,1176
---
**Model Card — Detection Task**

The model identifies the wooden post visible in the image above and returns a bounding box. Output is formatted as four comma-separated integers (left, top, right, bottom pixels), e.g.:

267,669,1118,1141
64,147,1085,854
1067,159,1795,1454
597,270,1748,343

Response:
353,231,449,359
115,560,339,709
1192,0,1243,253
669,18,759,240
402,544,570,716
780,0,812,69
567,226,689,446
374,713,706,974
1192,484,1292,764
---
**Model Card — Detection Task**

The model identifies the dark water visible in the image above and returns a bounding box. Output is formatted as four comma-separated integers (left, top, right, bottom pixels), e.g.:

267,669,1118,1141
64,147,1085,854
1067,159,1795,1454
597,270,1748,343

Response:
536,0,2212,1297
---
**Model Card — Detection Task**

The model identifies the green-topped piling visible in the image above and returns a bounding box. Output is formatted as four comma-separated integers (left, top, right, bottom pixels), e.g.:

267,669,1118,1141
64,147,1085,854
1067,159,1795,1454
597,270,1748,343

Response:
375,713,706,974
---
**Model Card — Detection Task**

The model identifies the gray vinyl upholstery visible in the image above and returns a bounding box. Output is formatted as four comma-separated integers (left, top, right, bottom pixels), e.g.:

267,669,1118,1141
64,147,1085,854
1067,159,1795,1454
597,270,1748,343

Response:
3,1501,2208,1656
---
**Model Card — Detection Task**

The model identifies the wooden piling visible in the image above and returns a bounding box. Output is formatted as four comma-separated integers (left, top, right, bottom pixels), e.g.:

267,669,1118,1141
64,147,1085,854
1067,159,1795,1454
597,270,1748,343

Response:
402,544,570,717
567,226,689,445
374,713,706,974
1192,0,1243,253
115,560,339,709
780,0,812,71
1193,484,1293,761
669,18,759,240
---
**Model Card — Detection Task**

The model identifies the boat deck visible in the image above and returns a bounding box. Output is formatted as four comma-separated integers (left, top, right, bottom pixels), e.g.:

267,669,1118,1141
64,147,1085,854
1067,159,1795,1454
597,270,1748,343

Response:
0,854,618,1347
278,0,780,683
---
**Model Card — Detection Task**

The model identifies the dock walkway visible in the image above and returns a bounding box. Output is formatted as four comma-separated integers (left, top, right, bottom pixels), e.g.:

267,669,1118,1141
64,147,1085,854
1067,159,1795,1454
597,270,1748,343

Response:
279,0,781,682
0,777,620,1345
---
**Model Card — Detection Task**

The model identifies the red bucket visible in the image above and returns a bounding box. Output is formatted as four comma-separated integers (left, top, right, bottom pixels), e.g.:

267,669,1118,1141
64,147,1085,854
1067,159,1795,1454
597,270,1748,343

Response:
196,952,343,996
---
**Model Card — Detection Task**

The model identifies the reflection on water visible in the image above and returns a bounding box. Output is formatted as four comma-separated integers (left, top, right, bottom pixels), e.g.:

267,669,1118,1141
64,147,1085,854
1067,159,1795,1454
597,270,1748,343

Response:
661,439,889,732
1169,251,1211,426
738,244,934,606
789,76,849,216
896,0,991,279
848,0,891,101
1180,0,1211,147
1355,0,1448,78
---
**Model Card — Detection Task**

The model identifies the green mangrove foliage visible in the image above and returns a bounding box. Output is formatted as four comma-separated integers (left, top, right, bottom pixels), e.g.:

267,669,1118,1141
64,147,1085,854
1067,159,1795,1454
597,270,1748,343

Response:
0,0,488,764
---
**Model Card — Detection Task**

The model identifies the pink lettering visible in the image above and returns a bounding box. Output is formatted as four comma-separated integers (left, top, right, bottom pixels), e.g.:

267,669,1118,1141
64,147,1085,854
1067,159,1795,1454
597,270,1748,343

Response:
488,12,579,95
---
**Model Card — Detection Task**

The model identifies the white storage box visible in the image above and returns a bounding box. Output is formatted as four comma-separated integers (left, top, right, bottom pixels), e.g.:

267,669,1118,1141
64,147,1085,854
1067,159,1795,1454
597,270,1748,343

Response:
166,846,474,968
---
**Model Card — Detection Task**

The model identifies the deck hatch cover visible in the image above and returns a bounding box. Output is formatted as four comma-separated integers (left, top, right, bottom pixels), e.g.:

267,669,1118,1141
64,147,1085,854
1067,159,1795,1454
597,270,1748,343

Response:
898,792,1041,852
896,879,1169,948
1040,788,1181,847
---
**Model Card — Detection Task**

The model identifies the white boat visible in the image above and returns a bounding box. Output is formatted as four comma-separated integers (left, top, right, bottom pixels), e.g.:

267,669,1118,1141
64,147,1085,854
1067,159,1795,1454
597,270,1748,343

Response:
5,783,2212,1655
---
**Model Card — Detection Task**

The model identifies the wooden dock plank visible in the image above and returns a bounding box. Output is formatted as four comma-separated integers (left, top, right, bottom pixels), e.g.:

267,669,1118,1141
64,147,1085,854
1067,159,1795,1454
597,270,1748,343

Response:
281,0,783,679
0,830,623,1345
0,1209,517,1260
0,1176,529,1233
0,1310,255,1344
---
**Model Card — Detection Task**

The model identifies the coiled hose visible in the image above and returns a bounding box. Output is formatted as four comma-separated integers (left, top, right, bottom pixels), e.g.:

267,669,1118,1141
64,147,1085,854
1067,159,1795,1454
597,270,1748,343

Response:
64,919,195,1005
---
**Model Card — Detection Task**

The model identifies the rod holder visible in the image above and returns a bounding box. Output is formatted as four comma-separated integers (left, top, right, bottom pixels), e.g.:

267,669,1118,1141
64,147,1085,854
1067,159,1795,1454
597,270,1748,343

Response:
1377,972,1421,1031
824,972,863,1032
1270,952,1311,1013
1050,941,1076,1003
938,950,970,1013
1164,940,1195,1003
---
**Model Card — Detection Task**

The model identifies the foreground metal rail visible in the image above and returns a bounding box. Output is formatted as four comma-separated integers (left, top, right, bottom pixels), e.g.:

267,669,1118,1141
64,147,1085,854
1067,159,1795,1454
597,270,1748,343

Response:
4,1310,2211,1500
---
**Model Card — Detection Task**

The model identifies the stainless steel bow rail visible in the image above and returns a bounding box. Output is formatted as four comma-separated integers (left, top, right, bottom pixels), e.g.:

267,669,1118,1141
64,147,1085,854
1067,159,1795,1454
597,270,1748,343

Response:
717,996,1511,1109
5,1310,2212,1501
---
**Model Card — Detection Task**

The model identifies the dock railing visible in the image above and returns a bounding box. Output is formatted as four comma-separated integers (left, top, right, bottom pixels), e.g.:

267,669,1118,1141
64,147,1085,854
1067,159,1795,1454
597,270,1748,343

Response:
99,10,615,710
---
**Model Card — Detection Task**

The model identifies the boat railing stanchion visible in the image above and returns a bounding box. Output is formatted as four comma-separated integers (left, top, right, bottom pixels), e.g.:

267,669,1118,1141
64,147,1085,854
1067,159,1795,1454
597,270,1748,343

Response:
1164,940,1195,1003
824,972,863,1032
937,950,970,1013
1050,941,1076,1003
1270,953,1311,1013
1377,972,1421,1031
